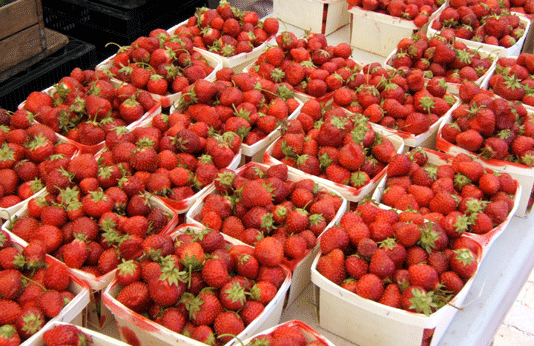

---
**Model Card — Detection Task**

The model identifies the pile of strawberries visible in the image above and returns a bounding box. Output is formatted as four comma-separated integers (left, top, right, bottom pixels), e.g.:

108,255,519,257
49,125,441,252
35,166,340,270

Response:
101,28,216,96
41,324,90,346
193,163,344,264
378,150,516,235
268,99,399,189
387,31,495,84
19,69,158,148
430,1,526,48
331,62,457,135
171,1,279,57
99,113,241,206
246,321,331,345
485,53,534,107
175,71,301,148
0,109,78,209
345,0,444,28
315,204,481,345
440,81,534,166
0,231,79,344
6,152,176,277
113,227,288,344
247,31,359,99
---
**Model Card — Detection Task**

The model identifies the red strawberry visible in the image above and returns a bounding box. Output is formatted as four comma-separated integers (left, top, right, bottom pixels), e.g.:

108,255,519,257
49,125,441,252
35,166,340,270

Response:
316,248,346,285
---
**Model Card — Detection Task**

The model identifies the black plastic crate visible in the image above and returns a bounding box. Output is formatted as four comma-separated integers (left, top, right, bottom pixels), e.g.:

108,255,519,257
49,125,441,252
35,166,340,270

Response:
42,0,207,59
0,36,97,111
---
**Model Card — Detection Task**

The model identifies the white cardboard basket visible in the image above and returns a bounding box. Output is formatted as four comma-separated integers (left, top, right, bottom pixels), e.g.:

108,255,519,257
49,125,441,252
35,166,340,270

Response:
18,85,162,155
273,0,350,36
102,224,291,346
9,237,91,346
262,126,405,203
240,320,336,345
349,4,444,57
371,148,521,259
2,194,179,330
384,47,498,96
95,48,223,108
185,161,348,306
167,21,276,72
169,89,304,159
310,247,477,346
436,110,532,217
97,117,242,214
479,62,534,114
427,12,531,58
33,321,130,346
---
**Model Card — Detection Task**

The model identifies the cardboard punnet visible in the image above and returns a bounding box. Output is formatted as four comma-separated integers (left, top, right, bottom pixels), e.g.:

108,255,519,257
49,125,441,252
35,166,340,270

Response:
169,85,304,159
273,0,350,36
240,320,336,345
17,85,162,155
185,161,348,306
7,237,91,345
348,4,444,57
384,47,498,96
263,126,405,203
427,12,531,58
310,245,478,346
33,321,131,346
96,48,223,108
371,148,521,259
102,224,292,346
436,109,532,217
167,21,277,72
2,194,179,330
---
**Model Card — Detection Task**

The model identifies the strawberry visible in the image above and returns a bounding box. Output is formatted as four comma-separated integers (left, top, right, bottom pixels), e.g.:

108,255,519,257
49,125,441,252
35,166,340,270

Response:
316,248,346,285
355,273,384,302
117,281,151,313
42,324,86,346
254,237,284,267
450,248,478,279
214,311,245,343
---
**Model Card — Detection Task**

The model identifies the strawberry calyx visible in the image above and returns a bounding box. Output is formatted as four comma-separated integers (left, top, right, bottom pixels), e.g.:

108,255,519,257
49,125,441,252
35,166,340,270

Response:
350,171,369,188
453,173,471,190
454,214,471,234
418,223,439,253
260,213,276,232
270,68,285,83
465,199,488,215
452,248,475,265
408,287,437,316
319,152,332,170
0,143,15,162
223,281,247,306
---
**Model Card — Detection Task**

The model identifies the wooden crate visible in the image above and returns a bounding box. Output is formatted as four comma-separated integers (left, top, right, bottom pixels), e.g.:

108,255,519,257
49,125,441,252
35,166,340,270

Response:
0,0,47,73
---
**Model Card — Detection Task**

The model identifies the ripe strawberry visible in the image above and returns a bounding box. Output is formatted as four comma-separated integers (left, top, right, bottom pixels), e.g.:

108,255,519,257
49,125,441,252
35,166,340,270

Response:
117,281,151,313
316,248,346,285
254,237,284,267
450,248,478,279
214,311,245,343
